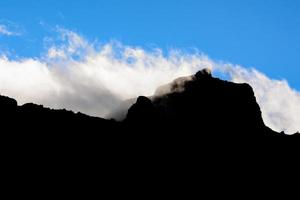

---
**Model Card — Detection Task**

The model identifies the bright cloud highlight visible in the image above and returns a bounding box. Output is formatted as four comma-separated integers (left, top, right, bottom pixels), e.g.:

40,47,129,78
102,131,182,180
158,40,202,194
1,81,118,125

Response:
0,28,299,134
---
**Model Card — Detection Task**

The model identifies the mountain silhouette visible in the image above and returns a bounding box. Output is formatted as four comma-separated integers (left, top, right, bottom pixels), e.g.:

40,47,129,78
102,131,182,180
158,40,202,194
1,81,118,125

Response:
1,69,298,138
125,69,279,137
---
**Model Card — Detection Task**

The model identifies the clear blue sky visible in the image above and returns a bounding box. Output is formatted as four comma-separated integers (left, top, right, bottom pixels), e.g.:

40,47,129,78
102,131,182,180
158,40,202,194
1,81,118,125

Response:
0,0,300,89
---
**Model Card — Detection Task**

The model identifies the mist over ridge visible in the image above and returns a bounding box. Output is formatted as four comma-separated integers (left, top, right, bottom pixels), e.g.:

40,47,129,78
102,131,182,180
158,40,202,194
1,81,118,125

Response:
0,29,299,134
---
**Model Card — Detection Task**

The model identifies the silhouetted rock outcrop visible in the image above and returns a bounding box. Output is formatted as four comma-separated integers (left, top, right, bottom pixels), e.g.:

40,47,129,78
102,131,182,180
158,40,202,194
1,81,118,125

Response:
126,96,158,123
0,95,17,113
123,69,281,138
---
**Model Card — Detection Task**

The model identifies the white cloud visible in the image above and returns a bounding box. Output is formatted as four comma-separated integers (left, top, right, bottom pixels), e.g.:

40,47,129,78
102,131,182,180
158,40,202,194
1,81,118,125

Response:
223,65,300,134
0,30,210,118
0,29,299,134
47,47,67,59
0,24,20,36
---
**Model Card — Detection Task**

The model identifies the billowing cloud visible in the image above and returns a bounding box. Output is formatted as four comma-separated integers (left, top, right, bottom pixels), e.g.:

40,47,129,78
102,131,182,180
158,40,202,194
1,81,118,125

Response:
0,29,210,118
223,66,300,134
0,28,299,134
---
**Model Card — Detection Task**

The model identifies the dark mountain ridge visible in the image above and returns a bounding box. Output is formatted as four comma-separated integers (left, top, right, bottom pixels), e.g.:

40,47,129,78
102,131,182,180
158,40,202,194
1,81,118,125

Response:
126,69,281,137
0,69,298,138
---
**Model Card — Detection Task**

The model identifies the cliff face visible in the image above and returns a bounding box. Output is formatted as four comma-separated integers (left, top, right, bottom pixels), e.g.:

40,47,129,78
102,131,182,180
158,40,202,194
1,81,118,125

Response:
125,70,279,137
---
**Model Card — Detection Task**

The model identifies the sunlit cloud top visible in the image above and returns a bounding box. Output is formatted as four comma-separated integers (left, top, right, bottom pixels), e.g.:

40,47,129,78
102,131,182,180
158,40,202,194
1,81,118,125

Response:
0,28,299,134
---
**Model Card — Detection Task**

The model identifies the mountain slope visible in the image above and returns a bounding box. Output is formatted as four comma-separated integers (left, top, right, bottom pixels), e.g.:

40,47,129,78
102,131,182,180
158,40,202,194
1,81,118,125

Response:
125,69,281,137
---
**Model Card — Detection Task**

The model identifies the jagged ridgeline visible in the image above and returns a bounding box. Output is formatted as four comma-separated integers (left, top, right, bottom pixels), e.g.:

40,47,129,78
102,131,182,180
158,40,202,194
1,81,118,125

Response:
0,69,298,137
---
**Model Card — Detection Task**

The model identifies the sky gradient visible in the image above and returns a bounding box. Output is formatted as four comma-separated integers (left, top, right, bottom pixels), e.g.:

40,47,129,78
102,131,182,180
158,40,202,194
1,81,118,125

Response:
0,0,299,133
0,0,300,89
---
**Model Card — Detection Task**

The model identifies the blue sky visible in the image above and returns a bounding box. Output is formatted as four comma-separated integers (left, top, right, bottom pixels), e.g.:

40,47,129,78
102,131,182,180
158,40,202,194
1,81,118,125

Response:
0,0,300,89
